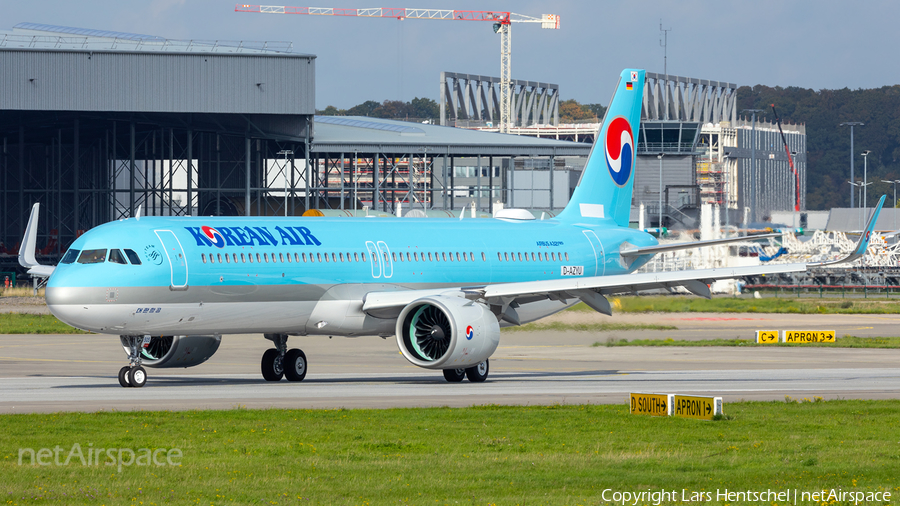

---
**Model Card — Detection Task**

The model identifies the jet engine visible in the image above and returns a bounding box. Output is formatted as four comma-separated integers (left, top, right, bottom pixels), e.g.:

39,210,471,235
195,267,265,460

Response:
396,296,500,369
120,335,222,368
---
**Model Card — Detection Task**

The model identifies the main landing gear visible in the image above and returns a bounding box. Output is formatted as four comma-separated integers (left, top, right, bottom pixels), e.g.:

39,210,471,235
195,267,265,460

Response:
442,359,489,383
119,335,148,388
261,333,307,382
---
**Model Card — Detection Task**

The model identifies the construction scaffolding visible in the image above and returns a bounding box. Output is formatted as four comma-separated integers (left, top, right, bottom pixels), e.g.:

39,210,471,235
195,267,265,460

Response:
439,72,560,128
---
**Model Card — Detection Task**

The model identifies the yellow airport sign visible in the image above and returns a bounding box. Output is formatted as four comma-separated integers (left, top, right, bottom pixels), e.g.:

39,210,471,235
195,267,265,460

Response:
629,393,673,416
756,330,779,344
783,330,835,343
673,395,722,420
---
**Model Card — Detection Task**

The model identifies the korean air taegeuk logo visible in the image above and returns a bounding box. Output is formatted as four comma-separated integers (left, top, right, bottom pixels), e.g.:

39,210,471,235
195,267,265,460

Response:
605,116,634,187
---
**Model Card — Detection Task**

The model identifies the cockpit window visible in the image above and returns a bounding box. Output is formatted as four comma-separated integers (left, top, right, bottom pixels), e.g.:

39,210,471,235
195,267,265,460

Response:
108,249,127,264
124,249,141,265
60,249,80,264
77,249,107,264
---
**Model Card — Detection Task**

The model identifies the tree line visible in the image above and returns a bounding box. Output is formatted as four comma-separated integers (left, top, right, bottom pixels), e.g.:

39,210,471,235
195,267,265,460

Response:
317,98,605,124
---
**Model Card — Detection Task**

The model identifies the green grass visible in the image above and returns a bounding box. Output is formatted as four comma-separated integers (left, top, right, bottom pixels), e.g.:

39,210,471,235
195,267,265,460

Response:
2,401,899,504
594,335,900,348
503,321,677,333
567,296,900,314
0,313,88,334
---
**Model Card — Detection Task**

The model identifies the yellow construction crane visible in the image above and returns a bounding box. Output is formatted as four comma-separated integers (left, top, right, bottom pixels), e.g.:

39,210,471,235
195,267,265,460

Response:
235,5,560,133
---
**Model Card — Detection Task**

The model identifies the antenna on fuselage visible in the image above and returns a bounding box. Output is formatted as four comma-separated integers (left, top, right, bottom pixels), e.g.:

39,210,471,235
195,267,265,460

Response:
135,205,142,221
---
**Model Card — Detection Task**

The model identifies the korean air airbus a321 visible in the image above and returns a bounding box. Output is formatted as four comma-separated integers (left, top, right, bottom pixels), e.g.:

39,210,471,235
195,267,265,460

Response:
19,69,884,388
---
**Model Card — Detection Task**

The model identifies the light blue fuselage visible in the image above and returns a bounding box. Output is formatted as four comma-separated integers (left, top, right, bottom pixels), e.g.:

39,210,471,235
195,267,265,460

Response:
45,215,656,336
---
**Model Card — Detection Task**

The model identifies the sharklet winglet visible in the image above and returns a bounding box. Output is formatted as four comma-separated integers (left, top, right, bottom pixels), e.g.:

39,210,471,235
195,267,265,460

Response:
18,203,55,278
812,194,885,267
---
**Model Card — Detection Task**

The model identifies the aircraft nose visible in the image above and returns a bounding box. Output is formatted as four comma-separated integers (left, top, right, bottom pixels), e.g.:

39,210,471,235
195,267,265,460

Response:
45,286,104,333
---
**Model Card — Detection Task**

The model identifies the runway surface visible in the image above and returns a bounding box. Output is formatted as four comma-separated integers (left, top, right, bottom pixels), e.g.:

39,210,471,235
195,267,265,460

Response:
2,312,900,413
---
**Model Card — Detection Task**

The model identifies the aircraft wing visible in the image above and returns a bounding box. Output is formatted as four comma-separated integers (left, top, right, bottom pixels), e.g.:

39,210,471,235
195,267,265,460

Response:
364,196,885,321
362,262,806,319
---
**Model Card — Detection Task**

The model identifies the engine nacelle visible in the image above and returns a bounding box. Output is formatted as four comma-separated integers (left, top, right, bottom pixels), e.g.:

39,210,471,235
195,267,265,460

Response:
120,335,221,368
396,296,500,369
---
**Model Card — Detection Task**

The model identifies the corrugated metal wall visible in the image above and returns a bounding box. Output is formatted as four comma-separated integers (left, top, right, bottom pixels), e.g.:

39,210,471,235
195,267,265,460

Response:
0,49,315,114
633,154,693,207
736,127,807,215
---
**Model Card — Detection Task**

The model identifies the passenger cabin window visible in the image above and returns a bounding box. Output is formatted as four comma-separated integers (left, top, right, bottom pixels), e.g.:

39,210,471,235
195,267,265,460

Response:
77,249,107,264
108,249,127,264
124,249,141,265
60,249,80,264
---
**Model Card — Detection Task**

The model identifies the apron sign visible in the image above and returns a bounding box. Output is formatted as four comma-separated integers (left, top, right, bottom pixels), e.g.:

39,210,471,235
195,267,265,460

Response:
672,395,723,420
784,330,835,343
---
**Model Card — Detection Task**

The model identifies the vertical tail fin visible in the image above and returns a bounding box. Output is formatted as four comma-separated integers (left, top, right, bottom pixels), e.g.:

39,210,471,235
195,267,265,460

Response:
556,69,645,226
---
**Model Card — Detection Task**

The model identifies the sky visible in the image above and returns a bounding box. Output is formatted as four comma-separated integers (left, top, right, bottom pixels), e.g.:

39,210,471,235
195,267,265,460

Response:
3,0,899,109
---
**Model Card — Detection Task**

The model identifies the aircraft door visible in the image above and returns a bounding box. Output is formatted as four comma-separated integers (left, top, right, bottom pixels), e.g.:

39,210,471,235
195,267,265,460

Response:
376,241,393,278
582,230,605,277
155,230,189,290
365,241,381,278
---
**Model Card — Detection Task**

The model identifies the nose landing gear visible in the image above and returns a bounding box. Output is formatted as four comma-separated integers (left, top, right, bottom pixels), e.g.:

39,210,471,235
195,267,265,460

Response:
262,333,307,382
119,335,148,388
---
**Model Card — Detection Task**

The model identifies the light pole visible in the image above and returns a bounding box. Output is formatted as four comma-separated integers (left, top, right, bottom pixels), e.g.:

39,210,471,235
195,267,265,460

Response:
882,179,900,208
848,180,873,229
862,150,871,208
743,109,764,223
658,152,665,232
841,121,864,207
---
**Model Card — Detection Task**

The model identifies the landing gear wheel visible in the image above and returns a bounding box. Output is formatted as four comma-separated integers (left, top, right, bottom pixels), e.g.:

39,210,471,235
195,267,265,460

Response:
283,348,308,382
128,366,147,388
261,348,284,381
442,368,466,382
118,366,131,388
465,360,489,383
